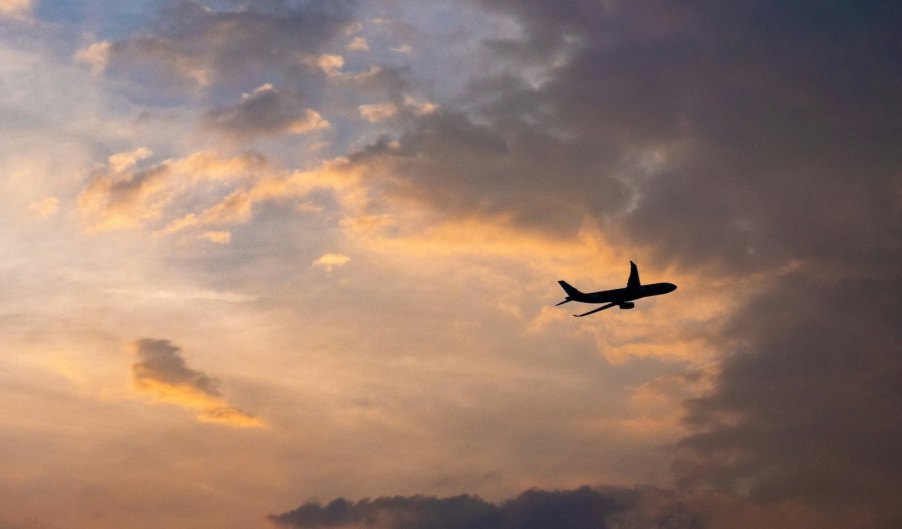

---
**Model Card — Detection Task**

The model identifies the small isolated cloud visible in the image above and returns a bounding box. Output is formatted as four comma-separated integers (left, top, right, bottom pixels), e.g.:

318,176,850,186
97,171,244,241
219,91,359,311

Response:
205,84,329,137
199,230,231,244
312,253,351,272
26,196,59,219
131,338,262,428
346,36,369,51
358,102,397,123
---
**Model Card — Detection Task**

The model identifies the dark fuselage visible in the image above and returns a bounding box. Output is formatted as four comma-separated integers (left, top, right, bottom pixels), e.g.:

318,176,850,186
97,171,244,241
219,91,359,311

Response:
576,282,677,304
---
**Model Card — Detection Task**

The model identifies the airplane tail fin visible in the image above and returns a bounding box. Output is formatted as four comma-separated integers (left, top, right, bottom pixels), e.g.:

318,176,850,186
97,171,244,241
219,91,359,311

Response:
557,280,583,305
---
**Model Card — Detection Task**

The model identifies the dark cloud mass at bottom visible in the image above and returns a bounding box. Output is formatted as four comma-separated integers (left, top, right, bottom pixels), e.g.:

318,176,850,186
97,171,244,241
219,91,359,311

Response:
271,487,701,529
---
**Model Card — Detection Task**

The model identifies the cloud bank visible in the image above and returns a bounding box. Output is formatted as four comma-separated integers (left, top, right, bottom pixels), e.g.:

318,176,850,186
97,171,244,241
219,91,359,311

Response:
271,487,700,529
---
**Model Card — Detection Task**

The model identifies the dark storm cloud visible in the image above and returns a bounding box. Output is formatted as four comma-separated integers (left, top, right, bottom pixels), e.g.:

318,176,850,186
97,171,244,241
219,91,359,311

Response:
676,274,902,515
99,0,357,103
441,1,902,525
337,1,902,526
271,487,701,529
465,0,902,271
347,0,902,271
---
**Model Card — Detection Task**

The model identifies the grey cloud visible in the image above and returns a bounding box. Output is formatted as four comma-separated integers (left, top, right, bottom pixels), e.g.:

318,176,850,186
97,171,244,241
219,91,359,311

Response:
334,1,901,274
132,338,262,427
204,84,328,136
351,106,629,237
459,4,902,525
132,338,220,396
271,486,702,529
99,0,357,103
676,274,902,515
335,1,902,526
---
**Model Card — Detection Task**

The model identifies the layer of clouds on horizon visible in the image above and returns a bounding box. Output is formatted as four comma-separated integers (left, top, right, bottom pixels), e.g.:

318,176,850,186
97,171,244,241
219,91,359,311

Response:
271,487,700,529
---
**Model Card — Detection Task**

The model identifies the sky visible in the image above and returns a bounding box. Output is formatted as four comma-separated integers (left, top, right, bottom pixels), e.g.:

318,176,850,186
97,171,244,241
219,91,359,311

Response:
1,1,901,528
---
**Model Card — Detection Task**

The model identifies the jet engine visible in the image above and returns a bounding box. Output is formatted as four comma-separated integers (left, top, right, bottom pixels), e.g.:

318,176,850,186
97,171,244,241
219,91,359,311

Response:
618,302,635,309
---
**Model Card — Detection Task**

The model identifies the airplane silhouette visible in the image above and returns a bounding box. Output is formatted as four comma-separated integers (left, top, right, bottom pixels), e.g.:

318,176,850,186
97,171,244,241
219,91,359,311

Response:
556,261,677,317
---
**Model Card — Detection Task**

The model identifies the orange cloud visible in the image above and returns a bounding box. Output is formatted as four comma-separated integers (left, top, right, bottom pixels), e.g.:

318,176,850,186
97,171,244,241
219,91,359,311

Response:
78,150,267,233
131,339,262,428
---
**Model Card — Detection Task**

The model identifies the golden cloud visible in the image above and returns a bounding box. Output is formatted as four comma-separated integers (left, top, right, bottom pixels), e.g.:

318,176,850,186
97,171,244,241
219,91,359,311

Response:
131,339,262,428
78,150,267,233
199,230,232,244
312,253,351,272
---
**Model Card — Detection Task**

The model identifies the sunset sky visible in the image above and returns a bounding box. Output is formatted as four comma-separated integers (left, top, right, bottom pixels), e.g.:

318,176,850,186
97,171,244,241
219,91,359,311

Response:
2,1,901,528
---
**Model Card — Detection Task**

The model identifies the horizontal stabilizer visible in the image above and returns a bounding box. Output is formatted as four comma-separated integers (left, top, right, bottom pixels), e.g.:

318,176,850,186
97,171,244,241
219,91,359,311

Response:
557,280,583,298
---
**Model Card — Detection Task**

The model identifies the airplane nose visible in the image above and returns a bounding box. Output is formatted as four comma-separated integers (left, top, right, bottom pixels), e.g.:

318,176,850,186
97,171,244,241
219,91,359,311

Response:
668,283,677,292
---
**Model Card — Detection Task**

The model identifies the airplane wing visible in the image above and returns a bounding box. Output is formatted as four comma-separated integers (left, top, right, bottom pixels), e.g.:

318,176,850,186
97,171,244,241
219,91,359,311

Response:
627,261,641,290
573,302,617,317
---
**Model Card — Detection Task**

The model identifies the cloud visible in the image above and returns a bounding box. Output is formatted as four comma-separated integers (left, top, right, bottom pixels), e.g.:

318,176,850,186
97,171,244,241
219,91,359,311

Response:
199,230,231,244
245,1,902,526
358,102,398,123
205,84,329,137
0,0,30,18
310,53,384,82
312,253,351,272
391,44,413,55
74,40,111,77
77,150,268,233
131,338,262,428
84,0,357,103
347,36,369,51
675,273,902,510
26,196,58,218
346,109,625,238
447,1,902,526
271,486,701,529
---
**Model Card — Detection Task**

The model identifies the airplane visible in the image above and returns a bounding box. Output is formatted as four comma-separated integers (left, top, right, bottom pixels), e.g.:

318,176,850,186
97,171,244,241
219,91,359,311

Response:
556,261,677,317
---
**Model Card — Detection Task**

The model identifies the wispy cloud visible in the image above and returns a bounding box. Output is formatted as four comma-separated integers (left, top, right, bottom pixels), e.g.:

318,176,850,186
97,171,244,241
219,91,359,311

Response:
26,196,58,218
0,0,31,18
